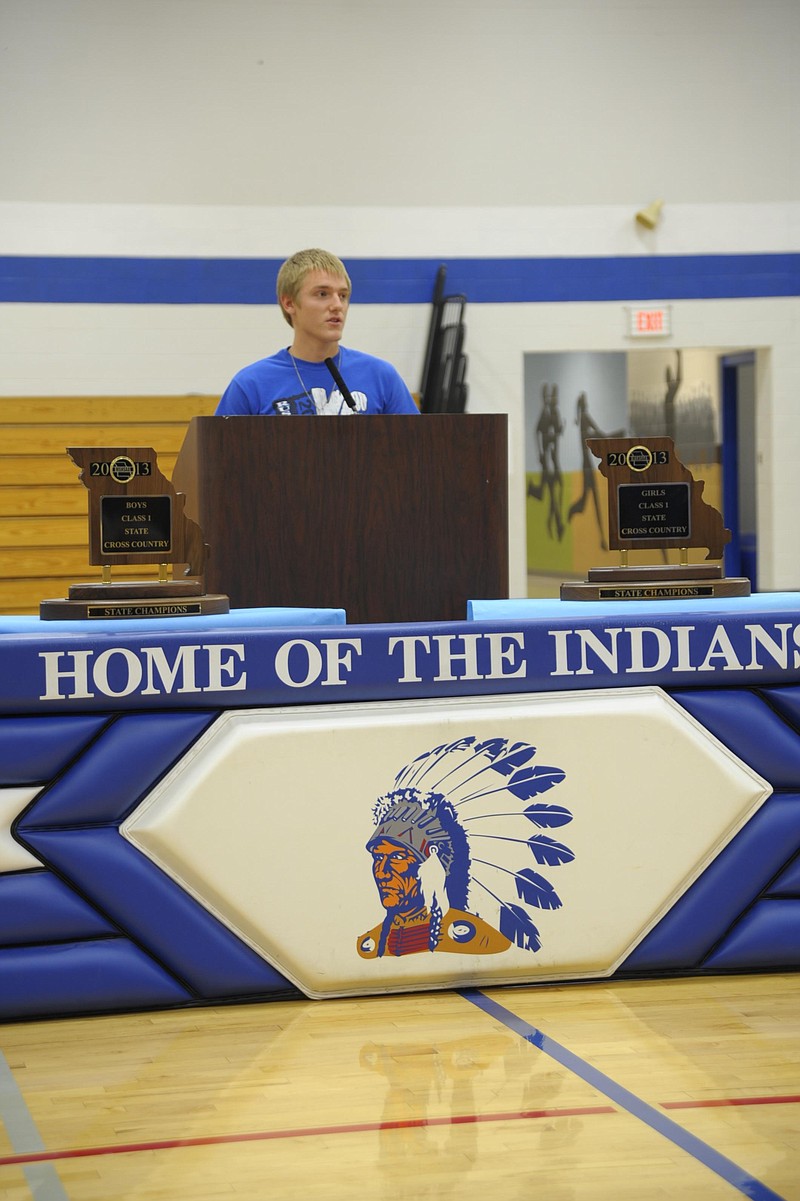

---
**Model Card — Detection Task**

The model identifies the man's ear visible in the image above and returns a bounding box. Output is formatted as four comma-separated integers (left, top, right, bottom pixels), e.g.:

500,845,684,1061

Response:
280,294,295,324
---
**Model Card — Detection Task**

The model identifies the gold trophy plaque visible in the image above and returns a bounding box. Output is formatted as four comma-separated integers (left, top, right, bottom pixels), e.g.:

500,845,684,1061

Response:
39,447,230,620
560,437,751,601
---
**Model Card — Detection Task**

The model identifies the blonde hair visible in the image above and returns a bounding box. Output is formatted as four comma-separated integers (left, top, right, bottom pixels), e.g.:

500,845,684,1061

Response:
276,248,352,327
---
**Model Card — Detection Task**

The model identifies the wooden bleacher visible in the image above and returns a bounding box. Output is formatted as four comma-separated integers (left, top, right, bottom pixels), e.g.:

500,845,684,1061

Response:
0,396,219,614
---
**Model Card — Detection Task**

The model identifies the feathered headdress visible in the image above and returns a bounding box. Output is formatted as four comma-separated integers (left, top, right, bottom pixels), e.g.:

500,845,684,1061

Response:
369,734,573,953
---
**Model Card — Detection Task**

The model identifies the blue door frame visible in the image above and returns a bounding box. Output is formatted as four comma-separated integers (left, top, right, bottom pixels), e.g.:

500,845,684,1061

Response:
720,352,756,586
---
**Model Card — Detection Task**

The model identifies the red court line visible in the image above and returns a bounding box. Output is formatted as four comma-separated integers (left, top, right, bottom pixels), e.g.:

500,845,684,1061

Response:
662,1094,800,1111
2,1093,798,1170
0,1104,615,1167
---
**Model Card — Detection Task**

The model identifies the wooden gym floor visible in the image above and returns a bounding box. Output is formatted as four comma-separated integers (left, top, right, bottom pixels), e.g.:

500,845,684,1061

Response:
0,973,797,1200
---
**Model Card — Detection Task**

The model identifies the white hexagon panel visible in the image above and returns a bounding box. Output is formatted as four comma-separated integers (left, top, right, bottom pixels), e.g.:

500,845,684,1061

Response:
121,688,771,998
0,787,42,871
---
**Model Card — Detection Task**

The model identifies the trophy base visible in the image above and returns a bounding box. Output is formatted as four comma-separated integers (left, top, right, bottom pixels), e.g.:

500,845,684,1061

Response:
67,579,204,600
586,564,724,583
561,569,751,601
40,581,230,620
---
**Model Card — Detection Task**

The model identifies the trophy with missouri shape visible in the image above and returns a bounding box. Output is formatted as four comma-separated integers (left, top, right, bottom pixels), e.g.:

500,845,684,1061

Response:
560,436,751,601
39,446,229,619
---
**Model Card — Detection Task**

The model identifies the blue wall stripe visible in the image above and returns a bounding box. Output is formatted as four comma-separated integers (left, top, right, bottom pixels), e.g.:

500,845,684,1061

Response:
460,989,789,1201
1,253,798,305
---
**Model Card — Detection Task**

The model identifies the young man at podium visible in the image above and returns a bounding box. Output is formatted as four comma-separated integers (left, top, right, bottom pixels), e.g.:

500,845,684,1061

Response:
215,248,419,417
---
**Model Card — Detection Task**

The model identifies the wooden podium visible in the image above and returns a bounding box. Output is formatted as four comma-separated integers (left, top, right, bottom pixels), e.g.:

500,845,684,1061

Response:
171,415,509,624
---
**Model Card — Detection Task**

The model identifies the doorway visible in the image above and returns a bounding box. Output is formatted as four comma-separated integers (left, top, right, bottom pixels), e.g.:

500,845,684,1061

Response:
524,348,730,585
721,353,757,588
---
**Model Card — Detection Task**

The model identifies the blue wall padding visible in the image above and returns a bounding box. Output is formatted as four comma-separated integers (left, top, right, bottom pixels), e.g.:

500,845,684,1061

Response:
0,870,116,944
19,826,294,996
761,686,800,731
20,711,219,827
704,899,800,969
0,714,109,783
669,689,800,789
621,793,800,971
766,855,800,894
0,939,193,1020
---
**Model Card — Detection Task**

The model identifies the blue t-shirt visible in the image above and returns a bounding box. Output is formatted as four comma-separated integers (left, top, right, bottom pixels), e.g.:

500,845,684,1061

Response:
216,347,419,416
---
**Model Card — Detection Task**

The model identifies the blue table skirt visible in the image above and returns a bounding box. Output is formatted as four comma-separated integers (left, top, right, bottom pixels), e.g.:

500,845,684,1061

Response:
0,606,346,637
467,592,800,622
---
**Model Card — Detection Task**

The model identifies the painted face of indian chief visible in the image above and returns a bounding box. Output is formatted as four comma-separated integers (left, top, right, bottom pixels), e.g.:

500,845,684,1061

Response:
368,837,422,912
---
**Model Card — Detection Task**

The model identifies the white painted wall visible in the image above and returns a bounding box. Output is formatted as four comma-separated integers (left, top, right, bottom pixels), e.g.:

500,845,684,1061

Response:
1,1,799,595
3,0,798,207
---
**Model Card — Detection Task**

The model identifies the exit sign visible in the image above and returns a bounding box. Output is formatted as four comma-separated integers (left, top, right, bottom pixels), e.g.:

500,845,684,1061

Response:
626,305,672,337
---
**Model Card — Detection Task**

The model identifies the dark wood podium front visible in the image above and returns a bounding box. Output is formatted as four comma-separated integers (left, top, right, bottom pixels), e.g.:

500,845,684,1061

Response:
171,415,508,624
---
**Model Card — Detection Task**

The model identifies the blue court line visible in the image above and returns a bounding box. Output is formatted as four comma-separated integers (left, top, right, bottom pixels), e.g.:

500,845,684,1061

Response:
1,252,798,304
0,1050,70,1200
460,988,788,1201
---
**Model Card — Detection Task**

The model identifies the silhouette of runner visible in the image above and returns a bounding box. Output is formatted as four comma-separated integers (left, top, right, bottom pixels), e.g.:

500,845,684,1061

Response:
527,384,550,502
528,384,565,540
664,350,682,444
567,392,624,550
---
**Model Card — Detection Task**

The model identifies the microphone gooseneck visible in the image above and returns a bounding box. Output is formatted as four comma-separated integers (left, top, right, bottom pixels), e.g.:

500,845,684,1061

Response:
324,357,357,411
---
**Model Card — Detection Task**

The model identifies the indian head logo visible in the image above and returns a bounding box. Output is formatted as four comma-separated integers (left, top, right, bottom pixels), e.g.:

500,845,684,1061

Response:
357,735,574,959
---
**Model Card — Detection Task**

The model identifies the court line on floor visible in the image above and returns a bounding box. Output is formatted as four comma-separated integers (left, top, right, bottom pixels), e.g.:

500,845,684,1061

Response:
0,1104,617,1166
664,1095,800,1111
460,987,789,1201
0,1048,797,1175
1,1092,796,1171
0,1050,71,1200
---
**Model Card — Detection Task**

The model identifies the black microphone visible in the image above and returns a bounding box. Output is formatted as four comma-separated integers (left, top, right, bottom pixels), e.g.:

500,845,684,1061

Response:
324,357,357,411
